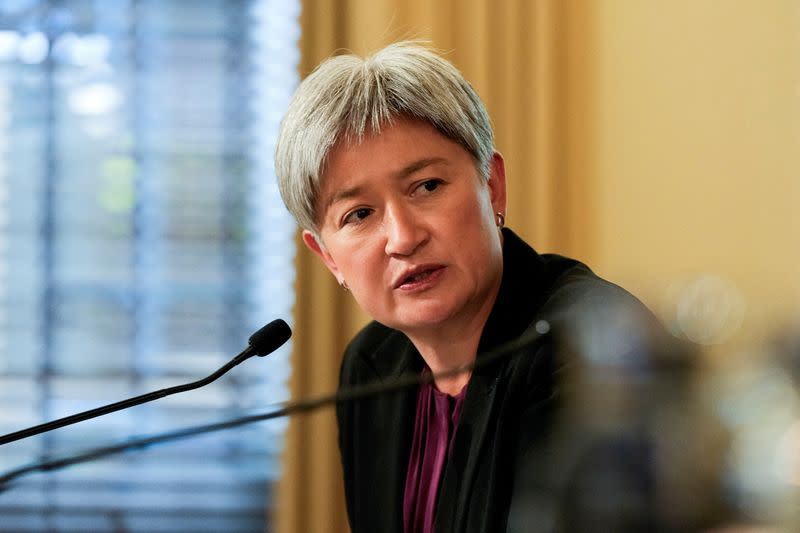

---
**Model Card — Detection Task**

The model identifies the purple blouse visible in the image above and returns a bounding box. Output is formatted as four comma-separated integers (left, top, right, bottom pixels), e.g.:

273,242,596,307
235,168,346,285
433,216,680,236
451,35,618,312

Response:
402,374,467,533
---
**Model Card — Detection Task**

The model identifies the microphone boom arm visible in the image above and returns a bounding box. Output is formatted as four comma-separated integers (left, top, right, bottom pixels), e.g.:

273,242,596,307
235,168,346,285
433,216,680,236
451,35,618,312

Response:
0,319,291,446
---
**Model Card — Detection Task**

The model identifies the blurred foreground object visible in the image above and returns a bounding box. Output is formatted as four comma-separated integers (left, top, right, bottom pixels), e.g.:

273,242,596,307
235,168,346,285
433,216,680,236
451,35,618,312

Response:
508,296,799,532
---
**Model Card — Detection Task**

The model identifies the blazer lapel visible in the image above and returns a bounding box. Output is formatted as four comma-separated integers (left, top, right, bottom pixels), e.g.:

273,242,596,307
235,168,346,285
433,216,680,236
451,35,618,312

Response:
434,360,504,531
365,333,423,532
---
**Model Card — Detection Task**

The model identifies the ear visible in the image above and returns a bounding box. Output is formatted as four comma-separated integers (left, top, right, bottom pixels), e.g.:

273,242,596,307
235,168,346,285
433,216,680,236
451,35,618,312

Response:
487,151,507,215
302,230,342,281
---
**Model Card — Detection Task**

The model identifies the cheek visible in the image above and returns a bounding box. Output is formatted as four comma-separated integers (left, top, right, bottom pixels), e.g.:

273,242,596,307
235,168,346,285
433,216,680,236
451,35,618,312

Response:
477,189,498,223
346,260,393,318
463,196,498,242
331,238,385,284
456,183,495,227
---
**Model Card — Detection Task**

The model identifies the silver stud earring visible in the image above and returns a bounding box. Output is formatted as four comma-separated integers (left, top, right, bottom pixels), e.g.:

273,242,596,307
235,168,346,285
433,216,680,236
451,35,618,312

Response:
339,279,349,291
495,212,505,229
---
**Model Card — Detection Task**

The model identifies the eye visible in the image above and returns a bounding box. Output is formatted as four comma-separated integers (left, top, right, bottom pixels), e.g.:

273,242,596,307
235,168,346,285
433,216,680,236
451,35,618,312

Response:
416,179,443,194
342,207,373,226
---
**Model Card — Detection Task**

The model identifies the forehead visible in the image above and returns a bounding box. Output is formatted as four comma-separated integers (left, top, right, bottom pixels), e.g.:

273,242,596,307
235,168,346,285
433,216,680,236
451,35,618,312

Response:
318,118,469,196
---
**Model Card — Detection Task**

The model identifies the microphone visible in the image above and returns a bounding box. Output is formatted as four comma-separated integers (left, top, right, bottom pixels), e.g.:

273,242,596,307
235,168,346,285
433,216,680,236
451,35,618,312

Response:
0,320,553,491
0,319,292,446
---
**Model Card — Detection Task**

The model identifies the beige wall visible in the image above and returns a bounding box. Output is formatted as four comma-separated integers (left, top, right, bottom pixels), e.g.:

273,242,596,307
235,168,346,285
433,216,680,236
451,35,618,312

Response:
566,0,800,344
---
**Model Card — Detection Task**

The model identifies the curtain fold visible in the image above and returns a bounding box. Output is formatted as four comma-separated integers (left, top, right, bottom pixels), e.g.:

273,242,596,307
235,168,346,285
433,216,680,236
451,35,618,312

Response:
276,2,574,531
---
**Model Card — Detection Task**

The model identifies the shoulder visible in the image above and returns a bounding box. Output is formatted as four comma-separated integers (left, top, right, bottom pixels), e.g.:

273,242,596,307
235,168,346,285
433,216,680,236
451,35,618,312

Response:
498,229,654,333
499,230,667,368
538,252,649,318
535,255,668,370
504,229,650,319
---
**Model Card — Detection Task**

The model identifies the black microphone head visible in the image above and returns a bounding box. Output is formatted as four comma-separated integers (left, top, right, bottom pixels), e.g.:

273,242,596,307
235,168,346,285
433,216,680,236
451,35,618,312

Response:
248,319,292,356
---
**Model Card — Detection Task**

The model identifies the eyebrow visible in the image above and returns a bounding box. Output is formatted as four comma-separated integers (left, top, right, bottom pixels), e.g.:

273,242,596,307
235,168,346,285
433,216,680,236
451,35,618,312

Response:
392,157,446,181
323,157,446,211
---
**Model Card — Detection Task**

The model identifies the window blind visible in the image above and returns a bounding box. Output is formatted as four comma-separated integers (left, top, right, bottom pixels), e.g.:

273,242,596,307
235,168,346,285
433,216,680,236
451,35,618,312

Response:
0,0,299,531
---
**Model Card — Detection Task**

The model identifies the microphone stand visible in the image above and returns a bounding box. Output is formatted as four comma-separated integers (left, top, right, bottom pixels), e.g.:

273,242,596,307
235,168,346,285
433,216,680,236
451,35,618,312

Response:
0,319,291,446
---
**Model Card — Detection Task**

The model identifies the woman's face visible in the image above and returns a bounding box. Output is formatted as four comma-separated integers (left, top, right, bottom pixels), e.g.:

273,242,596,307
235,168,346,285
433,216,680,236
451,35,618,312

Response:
303,117,506,336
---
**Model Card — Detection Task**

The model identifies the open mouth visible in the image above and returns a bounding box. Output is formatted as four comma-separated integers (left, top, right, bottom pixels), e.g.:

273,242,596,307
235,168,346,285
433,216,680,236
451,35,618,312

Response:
396,266,444,289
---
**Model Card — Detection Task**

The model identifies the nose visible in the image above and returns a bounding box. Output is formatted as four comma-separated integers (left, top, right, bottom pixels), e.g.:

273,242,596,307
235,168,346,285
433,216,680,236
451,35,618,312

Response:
383,202,428,257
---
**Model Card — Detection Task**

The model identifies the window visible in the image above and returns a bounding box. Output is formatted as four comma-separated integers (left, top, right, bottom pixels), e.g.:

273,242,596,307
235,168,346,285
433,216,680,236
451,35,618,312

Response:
0,0,299,531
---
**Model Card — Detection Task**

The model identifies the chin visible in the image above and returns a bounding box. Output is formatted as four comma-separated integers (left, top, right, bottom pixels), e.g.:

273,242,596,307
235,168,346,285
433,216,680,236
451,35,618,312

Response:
384,303,463,333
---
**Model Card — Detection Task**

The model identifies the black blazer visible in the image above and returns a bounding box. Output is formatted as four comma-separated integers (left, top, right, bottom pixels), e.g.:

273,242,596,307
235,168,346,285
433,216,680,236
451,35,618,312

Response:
336,229,655,533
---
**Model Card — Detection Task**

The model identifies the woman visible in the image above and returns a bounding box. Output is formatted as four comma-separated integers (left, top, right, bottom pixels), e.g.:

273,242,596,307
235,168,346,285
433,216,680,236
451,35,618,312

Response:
275,42,655,533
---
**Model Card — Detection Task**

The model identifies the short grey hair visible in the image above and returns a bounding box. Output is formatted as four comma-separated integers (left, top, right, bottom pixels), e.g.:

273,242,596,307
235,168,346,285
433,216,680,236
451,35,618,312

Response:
275,41,495,233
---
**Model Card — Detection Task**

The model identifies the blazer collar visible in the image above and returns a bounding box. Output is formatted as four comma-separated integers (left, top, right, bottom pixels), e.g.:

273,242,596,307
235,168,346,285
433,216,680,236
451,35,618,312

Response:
477,228,548,358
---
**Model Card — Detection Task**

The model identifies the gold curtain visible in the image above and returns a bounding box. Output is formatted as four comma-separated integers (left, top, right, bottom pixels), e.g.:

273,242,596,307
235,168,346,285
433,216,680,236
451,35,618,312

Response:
276,1,579,532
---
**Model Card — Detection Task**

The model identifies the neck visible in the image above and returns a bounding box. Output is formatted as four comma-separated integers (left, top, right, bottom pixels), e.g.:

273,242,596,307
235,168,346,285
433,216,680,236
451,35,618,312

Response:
405,272,502,397
413,334,480,396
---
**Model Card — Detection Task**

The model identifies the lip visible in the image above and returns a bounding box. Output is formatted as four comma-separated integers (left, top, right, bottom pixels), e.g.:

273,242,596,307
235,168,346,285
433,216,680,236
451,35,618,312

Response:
393,265,446,291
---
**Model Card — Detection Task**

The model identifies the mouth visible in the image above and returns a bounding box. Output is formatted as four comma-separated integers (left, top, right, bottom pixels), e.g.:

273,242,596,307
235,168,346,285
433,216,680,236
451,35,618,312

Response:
394,265,445,290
